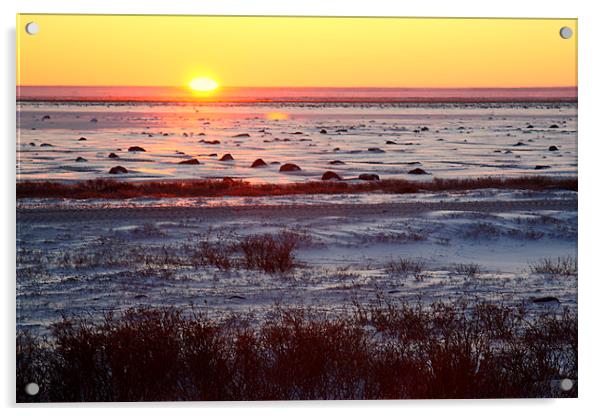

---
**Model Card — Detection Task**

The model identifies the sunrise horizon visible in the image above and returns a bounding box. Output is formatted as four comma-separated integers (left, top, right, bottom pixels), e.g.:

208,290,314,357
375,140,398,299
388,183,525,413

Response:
17,15,577,90
16,84,577,104
17,84,578,89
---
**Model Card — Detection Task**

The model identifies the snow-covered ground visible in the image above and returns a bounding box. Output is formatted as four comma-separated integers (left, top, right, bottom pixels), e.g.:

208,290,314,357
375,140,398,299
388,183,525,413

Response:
16,189,577,334
15,100,578,334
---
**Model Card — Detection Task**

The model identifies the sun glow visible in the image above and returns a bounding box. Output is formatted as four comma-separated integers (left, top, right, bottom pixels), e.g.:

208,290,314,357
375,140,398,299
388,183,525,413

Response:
189,77,219,92
265,112,290,120
18,15,576,89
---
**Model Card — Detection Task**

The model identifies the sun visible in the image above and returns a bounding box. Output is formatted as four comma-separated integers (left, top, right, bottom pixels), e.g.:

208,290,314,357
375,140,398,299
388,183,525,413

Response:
189,77,219,92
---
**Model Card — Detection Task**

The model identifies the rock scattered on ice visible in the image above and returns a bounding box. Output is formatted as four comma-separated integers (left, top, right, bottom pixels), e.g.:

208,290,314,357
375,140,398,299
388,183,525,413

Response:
109,166,128,174
280,163,301,172
321,171,342,181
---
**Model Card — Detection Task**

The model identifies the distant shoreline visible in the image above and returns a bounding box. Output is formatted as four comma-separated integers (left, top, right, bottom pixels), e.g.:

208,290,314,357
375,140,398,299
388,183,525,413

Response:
16,86,578,104
16,97,578,105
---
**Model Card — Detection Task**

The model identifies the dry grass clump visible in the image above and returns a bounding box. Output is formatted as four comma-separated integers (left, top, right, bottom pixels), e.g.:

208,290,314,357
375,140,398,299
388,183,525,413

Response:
55,240,187,270
16,176,577,199
385,258,425,279
454,263,482,278
17,301,577,402
529,256,577,277
193,239,237,271
192,231,304,273
240,232,299,273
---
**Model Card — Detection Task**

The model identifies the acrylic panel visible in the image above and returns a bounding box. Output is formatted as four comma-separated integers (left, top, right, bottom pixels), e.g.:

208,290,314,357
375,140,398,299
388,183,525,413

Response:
16,14,577,402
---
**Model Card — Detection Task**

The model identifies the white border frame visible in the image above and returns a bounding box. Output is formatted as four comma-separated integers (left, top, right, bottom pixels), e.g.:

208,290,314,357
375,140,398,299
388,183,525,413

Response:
2,1,600,415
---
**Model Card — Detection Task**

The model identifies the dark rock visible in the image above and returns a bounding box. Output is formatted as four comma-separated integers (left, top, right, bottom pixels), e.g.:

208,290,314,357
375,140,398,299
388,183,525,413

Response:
385,140,398,145
108,152,119,158
333,147,340,151
78,137,87,141
513,141,526,147
29,142,35,146
75,157,87,162
549,145,559,151
219,154,234,161
109,166,128,174
41,115,51,120
228,295,246,300
270,161,281,165
368,147,385,153
90,118,98,123
408,168,429,175
358,173,380,181
420,126,429,131
208,153,217,157
329,160,346,165
291,132,303,135
321,171,342,180
40,143,53,147
197,132,206,136
128,146,146,152
336,129,348,133
532,296,560,304
201,140,220,145
526,124,534,129
178,158,200,165
407,161,422,165
534,165,551,170
320,129,328,134
233,133,250,138
251,158,268,168
279,163,301,172
549,124,559,128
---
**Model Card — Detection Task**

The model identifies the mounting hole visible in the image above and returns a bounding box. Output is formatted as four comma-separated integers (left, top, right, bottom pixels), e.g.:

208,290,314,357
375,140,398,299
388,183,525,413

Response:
25,382,39,396
560,378,574,391
25,22,40,35
559,26,573,39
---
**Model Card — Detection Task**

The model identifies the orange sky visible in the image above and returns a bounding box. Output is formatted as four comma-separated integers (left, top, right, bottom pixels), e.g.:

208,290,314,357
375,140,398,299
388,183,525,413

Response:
17,15,577,88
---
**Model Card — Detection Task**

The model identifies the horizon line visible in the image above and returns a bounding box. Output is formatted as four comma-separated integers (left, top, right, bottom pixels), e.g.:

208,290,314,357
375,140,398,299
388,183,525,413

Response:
16,85,578,90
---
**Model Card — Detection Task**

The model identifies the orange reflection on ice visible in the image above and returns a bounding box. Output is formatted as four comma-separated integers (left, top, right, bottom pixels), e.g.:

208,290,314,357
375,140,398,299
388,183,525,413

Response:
264,112,289,121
